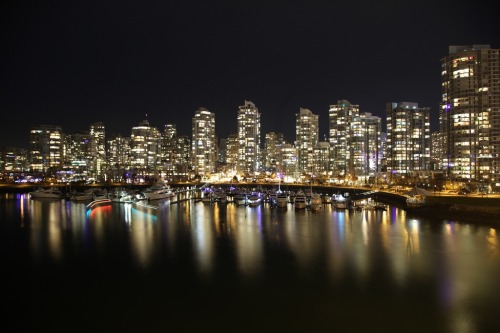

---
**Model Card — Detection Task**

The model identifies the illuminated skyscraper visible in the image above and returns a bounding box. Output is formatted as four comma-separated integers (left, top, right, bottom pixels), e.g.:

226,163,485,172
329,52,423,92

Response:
1,147,28,173
192,107,216,176
329,100,359,177
430,131,445,171
130,119,161,179
313,141,330,177
107,134,131,182
296,108,319,175
329,101,382,182
173,135,191,181
29,125,63,173
278,143,298,181
225,134,238,173
89,122,106,181
161,123,177,179
64,132,92,181
386,102,430,178
362,113,382,178
237,100,261,175
264,132,285,172
440,45,500,188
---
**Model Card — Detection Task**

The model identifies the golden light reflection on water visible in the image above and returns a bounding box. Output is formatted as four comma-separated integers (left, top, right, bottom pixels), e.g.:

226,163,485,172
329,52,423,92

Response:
9,195,500,331
325,209,350,281
191,204,216,277
28,199,66,263
487,228,499,257
230,206,264,279
284,210,321,273
19,194,26,226
129,205,157,268
435,222,500,332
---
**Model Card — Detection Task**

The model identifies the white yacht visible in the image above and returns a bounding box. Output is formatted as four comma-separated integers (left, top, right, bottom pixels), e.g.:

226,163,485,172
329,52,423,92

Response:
29,187,63,199
332,194,347,210
139,182,174,201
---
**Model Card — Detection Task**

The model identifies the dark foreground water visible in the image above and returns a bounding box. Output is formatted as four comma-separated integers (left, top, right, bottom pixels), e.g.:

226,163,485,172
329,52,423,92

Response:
2,192,500,333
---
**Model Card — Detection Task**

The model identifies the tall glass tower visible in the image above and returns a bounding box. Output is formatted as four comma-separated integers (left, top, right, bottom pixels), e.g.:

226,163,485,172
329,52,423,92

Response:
237,100,261,175
296,107,319,175
440,45,500,188
192,107,216,176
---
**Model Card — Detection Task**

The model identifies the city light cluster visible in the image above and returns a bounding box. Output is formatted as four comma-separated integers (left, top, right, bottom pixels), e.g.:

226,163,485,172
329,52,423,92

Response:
1,45,499,192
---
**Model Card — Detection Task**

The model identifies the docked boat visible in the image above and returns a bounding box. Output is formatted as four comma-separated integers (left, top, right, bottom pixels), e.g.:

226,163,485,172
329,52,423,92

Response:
321,194,331,204
406,195,425,207
132,200,159,213
294,192,307,210
211,188,227,203
332,194,347,210
29,187,63,199
309,193,322,211
405,187,431,208
112,188,135,203
71,189,94,201
233,192,248,205
139,182,174,201
276,193,288,208
247,192,263,207
268,192,277,206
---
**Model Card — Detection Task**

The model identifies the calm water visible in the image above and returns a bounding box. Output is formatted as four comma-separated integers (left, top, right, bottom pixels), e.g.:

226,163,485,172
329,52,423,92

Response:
2,192,500,333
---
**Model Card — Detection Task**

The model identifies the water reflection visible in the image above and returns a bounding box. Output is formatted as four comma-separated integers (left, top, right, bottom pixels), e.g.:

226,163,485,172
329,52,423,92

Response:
231,205,264,279
129,204,157,268
191,203,216,277
3,194,500,331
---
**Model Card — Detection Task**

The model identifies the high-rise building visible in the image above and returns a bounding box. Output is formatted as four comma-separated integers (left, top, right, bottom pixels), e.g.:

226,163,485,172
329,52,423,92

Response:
237,100,261,175
64,132,92,181
296,108,319,175
29,125,63,173
329,100,359,177
107,134,131,182
89,122,106,181
386,102,431,180
130,119,161,179
1,147,28,173
225,134,238,173
218,138,228,164
430,131,445,171
192,107,216,176
362,113,382,178
173,135,191,181
313,141,330,178
440,45,500,188
161,123,177,179
278,143,298,181
264,132,285,172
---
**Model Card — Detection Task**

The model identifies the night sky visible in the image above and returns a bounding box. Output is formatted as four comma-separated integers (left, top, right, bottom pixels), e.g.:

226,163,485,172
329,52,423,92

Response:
1,0,497,148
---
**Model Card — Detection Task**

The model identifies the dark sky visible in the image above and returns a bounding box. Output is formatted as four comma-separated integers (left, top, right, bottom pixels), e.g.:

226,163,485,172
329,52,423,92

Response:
1,0,497,148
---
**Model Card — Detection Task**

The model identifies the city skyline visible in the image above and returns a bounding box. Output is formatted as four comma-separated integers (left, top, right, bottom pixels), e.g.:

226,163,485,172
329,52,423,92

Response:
1,1,497,147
